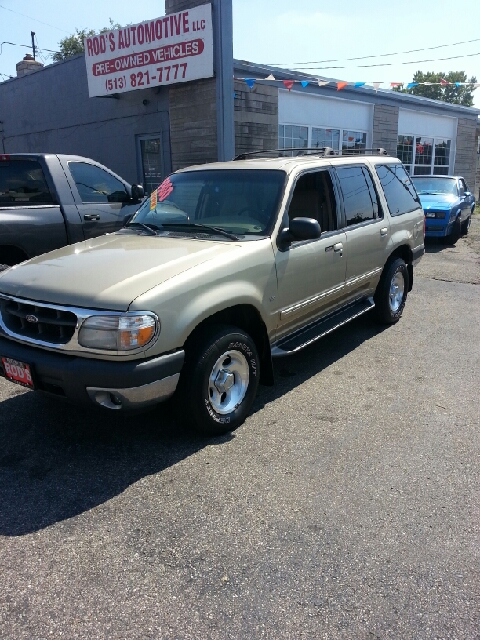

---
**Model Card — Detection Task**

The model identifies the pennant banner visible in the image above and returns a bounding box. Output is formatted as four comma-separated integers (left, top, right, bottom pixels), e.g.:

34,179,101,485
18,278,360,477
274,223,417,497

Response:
238,76,480,93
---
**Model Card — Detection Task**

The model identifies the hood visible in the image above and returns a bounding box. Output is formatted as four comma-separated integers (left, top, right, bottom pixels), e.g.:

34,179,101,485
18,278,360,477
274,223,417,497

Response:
0,233,241,310
418,193,458,210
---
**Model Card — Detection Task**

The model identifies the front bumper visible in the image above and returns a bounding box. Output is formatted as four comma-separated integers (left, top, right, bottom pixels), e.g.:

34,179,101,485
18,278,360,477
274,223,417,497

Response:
0,336,184,409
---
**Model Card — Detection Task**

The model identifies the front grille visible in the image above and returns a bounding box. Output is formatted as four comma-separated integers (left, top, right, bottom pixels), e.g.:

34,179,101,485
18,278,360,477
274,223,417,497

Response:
0,298,77,344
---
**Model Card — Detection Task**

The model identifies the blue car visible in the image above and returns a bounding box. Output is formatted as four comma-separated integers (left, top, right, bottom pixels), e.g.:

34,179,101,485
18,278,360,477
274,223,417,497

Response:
411,175,475,243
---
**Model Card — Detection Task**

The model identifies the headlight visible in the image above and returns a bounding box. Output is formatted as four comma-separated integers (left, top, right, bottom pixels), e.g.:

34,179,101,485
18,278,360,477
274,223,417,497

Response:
78,314,158,350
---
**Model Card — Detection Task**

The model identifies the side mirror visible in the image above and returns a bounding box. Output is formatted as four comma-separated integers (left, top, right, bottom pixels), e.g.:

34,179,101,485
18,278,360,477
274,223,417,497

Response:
278,217,321,249
464,190,471,197
130,184,145,201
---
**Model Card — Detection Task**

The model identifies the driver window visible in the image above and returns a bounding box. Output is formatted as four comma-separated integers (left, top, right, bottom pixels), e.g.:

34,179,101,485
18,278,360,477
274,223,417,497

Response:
288,171,337,233
69,162,129,204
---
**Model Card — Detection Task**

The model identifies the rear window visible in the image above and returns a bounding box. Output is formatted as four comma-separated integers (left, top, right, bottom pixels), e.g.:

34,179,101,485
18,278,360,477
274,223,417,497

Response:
0,159,54,205
376,164,420,216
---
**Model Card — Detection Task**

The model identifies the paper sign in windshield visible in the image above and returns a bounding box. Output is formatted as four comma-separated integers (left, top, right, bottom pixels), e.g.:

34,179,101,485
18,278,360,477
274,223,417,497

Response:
158,178,174,202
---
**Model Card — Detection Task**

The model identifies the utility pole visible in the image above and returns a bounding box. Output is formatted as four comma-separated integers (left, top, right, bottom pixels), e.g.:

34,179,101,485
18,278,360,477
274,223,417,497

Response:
31,32,36,60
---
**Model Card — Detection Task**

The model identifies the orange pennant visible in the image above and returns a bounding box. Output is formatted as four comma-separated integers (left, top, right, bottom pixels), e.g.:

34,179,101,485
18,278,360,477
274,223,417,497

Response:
337,81,348,91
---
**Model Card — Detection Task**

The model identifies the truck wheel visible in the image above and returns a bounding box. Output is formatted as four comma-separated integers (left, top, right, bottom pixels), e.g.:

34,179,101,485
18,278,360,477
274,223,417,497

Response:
374,258,409,324
182,325,260,436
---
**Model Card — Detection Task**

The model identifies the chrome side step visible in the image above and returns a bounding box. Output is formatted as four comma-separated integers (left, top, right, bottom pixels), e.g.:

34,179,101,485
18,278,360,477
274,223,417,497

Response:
271,297,375,357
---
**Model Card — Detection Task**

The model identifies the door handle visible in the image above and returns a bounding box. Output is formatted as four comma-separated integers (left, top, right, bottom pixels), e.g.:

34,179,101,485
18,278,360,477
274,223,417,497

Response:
325,242,343,255
84,214,100,221
380,227,388,237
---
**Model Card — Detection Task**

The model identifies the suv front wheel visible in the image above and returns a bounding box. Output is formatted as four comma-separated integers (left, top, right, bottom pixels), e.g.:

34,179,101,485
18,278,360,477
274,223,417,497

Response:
374,258,409,324
181,325,260,436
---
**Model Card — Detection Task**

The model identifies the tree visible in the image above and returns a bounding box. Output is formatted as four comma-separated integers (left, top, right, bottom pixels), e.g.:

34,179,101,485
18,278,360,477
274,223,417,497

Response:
52,20,121,62
393,71,477,107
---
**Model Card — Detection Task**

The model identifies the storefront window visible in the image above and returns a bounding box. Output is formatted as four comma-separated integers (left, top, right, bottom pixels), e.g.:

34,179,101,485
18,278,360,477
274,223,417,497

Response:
312,127,340,150
413,137,434,175
398,134,451,176
279,125,368,154
278,125,308,155
342,130,367,152
397,135,414,168
433,138,451,175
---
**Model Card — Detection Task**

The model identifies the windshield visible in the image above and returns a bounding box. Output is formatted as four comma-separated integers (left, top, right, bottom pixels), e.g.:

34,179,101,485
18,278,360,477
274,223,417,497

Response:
411,177,457,196
130,169,286,238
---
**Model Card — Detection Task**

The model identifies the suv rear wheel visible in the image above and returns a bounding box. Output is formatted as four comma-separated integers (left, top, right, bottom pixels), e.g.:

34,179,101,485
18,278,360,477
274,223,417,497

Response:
374,258,409,324
181,325,260,436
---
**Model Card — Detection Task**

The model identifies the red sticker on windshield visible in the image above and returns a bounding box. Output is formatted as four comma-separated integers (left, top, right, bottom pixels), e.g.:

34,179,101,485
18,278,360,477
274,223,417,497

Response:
158,177,173,202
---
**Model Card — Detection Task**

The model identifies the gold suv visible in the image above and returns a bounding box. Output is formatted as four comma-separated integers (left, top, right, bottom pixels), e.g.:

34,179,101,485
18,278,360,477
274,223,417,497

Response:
0,149,425,436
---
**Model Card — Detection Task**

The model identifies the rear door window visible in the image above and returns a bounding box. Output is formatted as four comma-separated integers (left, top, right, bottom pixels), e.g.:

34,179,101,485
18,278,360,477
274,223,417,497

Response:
376,164,420,216
335,165,380,226
0,159,54,205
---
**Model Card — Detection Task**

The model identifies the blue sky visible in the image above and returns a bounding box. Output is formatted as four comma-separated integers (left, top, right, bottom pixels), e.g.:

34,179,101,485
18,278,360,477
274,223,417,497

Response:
1,0,479,107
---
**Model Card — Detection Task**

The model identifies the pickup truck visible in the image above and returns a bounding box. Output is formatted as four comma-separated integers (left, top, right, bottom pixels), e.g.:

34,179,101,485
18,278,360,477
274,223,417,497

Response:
0,153,145,270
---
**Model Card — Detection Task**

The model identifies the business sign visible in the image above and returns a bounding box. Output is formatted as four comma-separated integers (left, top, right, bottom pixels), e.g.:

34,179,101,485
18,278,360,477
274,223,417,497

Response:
84,4,213,98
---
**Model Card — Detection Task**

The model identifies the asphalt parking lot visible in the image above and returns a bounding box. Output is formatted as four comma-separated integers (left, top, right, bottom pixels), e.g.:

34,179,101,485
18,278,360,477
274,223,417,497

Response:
1,216,479,639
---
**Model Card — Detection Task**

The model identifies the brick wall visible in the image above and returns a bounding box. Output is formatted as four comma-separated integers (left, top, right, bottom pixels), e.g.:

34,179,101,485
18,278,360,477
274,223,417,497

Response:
372,104,399,156
454,117,478,193
166,0,218,170
234,81,278,156
168,78,218,170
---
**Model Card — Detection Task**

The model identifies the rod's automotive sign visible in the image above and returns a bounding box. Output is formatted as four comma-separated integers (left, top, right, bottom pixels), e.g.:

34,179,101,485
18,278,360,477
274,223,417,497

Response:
84,4,213,97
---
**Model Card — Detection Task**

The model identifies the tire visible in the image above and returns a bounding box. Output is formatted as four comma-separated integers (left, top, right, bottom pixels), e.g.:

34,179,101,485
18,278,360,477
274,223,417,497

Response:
445,218,461,245
461,215,471,235
374,258,409,324
180,325,260,436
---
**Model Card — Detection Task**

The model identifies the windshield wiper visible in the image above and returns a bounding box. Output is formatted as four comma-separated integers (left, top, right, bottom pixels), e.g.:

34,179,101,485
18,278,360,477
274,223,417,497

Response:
161,222,239,241
125,222,160,235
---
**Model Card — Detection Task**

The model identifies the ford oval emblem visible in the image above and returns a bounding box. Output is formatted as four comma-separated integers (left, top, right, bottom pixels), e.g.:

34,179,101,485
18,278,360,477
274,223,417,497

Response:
26,314,39,324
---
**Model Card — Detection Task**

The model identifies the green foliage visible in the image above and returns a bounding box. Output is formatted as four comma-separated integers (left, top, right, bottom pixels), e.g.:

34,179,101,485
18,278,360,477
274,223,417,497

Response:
52,20,122,62
393,71,477,107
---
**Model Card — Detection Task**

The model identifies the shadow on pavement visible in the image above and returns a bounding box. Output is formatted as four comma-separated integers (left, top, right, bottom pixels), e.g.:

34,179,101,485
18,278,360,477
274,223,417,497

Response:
424,237,457,253
0,311,387,536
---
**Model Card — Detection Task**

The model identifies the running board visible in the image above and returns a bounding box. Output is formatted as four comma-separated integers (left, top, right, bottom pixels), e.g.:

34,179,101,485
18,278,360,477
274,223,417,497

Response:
271,298,375,357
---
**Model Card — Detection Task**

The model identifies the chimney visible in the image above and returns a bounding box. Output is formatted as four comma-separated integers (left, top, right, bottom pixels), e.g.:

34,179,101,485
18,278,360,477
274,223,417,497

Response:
16,54,44,78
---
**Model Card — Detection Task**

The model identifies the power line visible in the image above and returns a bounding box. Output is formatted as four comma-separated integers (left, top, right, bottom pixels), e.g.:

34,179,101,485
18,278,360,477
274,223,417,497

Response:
0,3,69,33
0,41,31,55
268,37,480,68
290,51,480,72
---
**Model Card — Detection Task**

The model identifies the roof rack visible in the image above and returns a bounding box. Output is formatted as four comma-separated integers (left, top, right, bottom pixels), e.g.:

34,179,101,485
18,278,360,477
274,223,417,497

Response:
233,147,336,160
233,147,389,161
340,148,389,156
